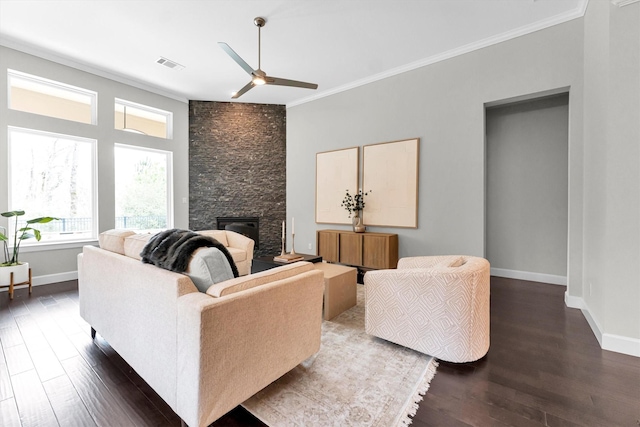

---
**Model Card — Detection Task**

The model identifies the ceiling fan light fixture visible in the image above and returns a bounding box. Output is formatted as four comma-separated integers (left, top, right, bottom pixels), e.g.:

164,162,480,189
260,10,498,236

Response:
252,76,266,85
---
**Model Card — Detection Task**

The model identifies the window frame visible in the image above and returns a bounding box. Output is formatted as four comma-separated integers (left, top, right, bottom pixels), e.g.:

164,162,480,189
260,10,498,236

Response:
7,126,99,245
8,69,98,125
115,98,173,139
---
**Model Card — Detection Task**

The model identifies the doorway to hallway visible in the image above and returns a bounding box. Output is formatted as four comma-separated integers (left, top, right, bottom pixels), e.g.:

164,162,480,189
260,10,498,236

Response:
485,93,569,285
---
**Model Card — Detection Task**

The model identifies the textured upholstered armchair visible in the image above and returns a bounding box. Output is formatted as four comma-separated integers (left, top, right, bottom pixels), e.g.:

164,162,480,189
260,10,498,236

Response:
364,255,490,363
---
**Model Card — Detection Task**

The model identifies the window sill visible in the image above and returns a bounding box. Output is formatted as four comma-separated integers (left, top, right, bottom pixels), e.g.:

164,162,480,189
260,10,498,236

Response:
19,239,98,253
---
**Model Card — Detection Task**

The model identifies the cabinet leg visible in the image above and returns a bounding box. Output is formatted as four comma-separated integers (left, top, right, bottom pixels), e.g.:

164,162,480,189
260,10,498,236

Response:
28,268,32,295
9,272,14,301
90,327,96,339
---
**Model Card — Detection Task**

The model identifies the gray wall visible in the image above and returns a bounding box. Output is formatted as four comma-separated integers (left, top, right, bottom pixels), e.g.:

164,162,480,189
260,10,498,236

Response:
189,101,286,257
486,94,569,277
583,1,639,344
287,18,584,282
0,46,189,282
288,4,640,353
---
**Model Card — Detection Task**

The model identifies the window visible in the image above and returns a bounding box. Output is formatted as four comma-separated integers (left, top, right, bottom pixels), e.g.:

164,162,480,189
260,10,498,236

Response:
115,99,172,139
8,127,97,243
8,69,97,124
114,145,173,231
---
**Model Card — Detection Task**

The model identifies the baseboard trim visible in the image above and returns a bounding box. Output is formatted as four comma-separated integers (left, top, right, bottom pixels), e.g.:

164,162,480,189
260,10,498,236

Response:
578,300,604,347
564,292,586,310
490,268,567,286
564,291,640,357
0,270,77,292
602,333,640,357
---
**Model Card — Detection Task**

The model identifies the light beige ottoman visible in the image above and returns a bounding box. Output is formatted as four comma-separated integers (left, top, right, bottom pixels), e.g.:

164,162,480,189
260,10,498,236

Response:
313,262,358,320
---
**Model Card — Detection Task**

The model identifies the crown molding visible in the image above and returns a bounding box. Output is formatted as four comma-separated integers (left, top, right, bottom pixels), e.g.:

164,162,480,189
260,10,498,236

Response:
287,2,588,109
611,0,639,7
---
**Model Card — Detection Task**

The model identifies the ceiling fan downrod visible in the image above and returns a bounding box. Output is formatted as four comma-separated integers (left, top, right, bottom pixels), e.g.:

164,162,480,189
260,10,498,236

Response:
254,17,265,71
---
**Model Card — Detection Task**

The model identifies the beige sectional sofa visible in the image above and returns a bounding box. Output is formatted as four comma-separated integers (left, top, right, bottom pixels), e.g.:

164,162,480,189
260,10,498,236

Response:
78,230,325,426
99,228,255,276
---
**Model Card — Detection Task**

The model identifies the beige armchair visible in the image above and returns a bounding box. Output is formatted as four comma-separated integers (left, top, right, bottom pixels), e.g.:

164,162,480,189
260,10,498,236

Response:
364,255,490,363
196,230,254,276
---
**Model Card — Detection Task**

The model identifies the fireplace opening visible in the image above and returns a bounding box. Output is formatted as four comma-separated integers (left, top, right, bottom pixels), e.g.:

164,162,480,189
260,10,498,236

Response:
216,216,259,250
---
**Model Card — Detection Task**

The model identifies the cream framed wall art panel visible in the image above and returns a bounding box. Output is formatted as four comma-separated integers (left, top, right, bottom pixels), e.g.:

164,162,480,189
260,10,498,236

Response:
316,147,359,224
363,138,419,228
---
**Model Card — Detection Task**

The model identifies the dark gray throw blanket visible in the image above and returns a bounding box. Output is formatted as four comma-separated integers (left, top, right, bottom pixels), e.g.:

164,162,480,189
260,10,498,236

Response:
140,228,239,278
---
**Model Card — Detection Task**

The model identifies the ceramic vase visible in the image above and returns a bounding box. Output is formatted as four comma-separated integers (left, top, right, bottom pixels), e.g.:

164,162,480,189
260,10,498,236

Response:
0,262,29,285
352,212,366,233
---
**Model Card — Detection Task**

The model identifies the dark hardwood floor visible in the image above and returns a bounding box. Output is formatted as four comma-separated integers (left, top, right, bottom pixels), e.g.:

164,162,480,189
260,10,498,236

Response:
1,277,638,426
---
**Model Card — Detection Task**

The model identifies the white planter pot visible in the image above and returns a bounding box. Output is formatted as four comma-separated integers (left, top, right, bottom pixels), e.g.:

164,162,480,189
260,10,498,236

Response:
0,262,29,286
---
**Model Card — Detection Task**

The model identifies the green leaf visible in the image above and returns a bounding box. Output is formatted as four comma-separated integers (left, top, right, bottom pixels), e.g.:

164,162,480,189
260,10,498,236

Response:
1,210,25,218
26,216,58,224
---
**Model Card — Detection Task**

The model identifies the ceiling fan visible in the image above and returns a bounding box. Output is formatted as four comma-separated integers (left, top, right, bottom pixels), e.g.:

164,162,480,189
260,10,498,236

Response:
219,17,318,99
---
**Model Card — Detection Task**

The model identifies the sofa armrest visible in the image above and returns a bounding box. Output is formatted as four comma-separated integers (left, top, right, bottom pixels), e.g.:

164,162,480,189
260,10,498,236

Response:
225,230,255,259
176,269,324,427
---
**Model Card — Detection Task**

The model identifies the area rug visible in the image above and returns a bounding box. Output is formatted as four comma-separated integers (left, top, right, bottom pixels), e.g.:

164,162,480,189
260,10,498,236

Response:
242,286,438,427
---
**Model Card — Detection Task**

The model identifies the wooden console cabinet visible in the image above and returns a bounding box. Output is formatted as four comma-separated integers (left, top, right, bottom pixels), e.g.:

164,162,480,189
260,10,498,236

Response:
316,230,398,269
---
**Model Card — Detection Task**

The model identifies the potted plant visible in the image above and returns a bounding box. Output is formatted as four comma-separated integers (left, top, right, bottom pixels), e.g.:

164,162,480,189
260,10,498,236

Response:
341,189,370,233
0,210,58,288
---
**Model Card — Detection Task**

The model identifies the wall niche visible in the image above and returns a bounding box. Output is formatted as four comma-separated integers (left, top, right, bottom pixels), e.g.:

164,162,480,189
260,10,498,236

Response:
189,101,286,257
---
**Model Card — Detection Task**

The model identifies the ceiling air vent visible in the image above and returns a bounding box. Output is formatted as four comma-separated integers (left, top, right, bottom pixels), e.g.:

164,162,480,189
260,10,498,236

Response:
156,57,185,70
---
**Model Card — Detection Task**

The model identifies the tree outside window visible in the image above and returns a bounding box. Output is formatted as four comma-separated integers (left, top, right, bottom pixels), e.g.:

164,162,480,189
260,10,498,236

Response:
114,145,172,231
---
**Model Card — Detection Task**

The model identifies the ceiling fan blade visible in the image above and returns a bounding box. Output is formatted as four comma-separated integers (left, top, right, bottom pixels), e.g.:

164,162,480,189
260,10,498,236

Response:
231,81,255,99
218,42,255,76
265,76,318,90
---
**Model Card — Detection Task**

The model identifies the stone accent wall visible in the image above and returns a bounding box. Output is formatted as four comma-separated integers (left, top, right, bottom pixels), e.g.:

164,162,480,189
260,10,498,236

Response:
189,101,286,257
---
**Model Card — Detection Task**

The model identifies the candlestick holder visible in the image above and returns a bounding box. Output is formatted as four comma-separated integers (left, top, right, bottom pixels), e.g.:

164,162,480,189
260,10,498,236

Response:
273,232,302,263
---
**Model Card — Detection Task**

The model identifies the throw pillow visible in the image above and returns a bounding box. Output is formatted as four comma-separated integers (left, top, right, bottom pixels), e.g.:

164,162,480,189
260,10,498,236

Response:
449,257,465,268
123,233,153,260
187,247,235,293
98,229,136,255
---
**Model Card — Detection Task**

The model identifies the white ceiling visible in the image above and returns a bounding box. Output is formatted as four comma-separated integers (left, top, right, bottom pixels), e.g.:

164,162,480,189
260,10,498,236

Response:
0,0,587,106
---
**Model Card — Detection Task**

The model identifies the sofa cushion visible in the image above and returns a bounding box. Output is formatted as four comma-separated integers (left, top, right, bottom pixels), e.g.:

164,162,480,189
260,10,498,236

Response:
196,230,228,247
207,261,314,297
226,247,247,263
186,247,235,293
99,229,136,255
124,233,153,260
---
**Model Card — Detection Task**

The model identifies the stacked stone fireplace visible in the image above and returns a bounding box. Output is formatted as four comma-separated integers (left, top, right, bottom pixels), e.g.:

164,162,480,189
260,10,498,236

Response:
188,101,286,257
